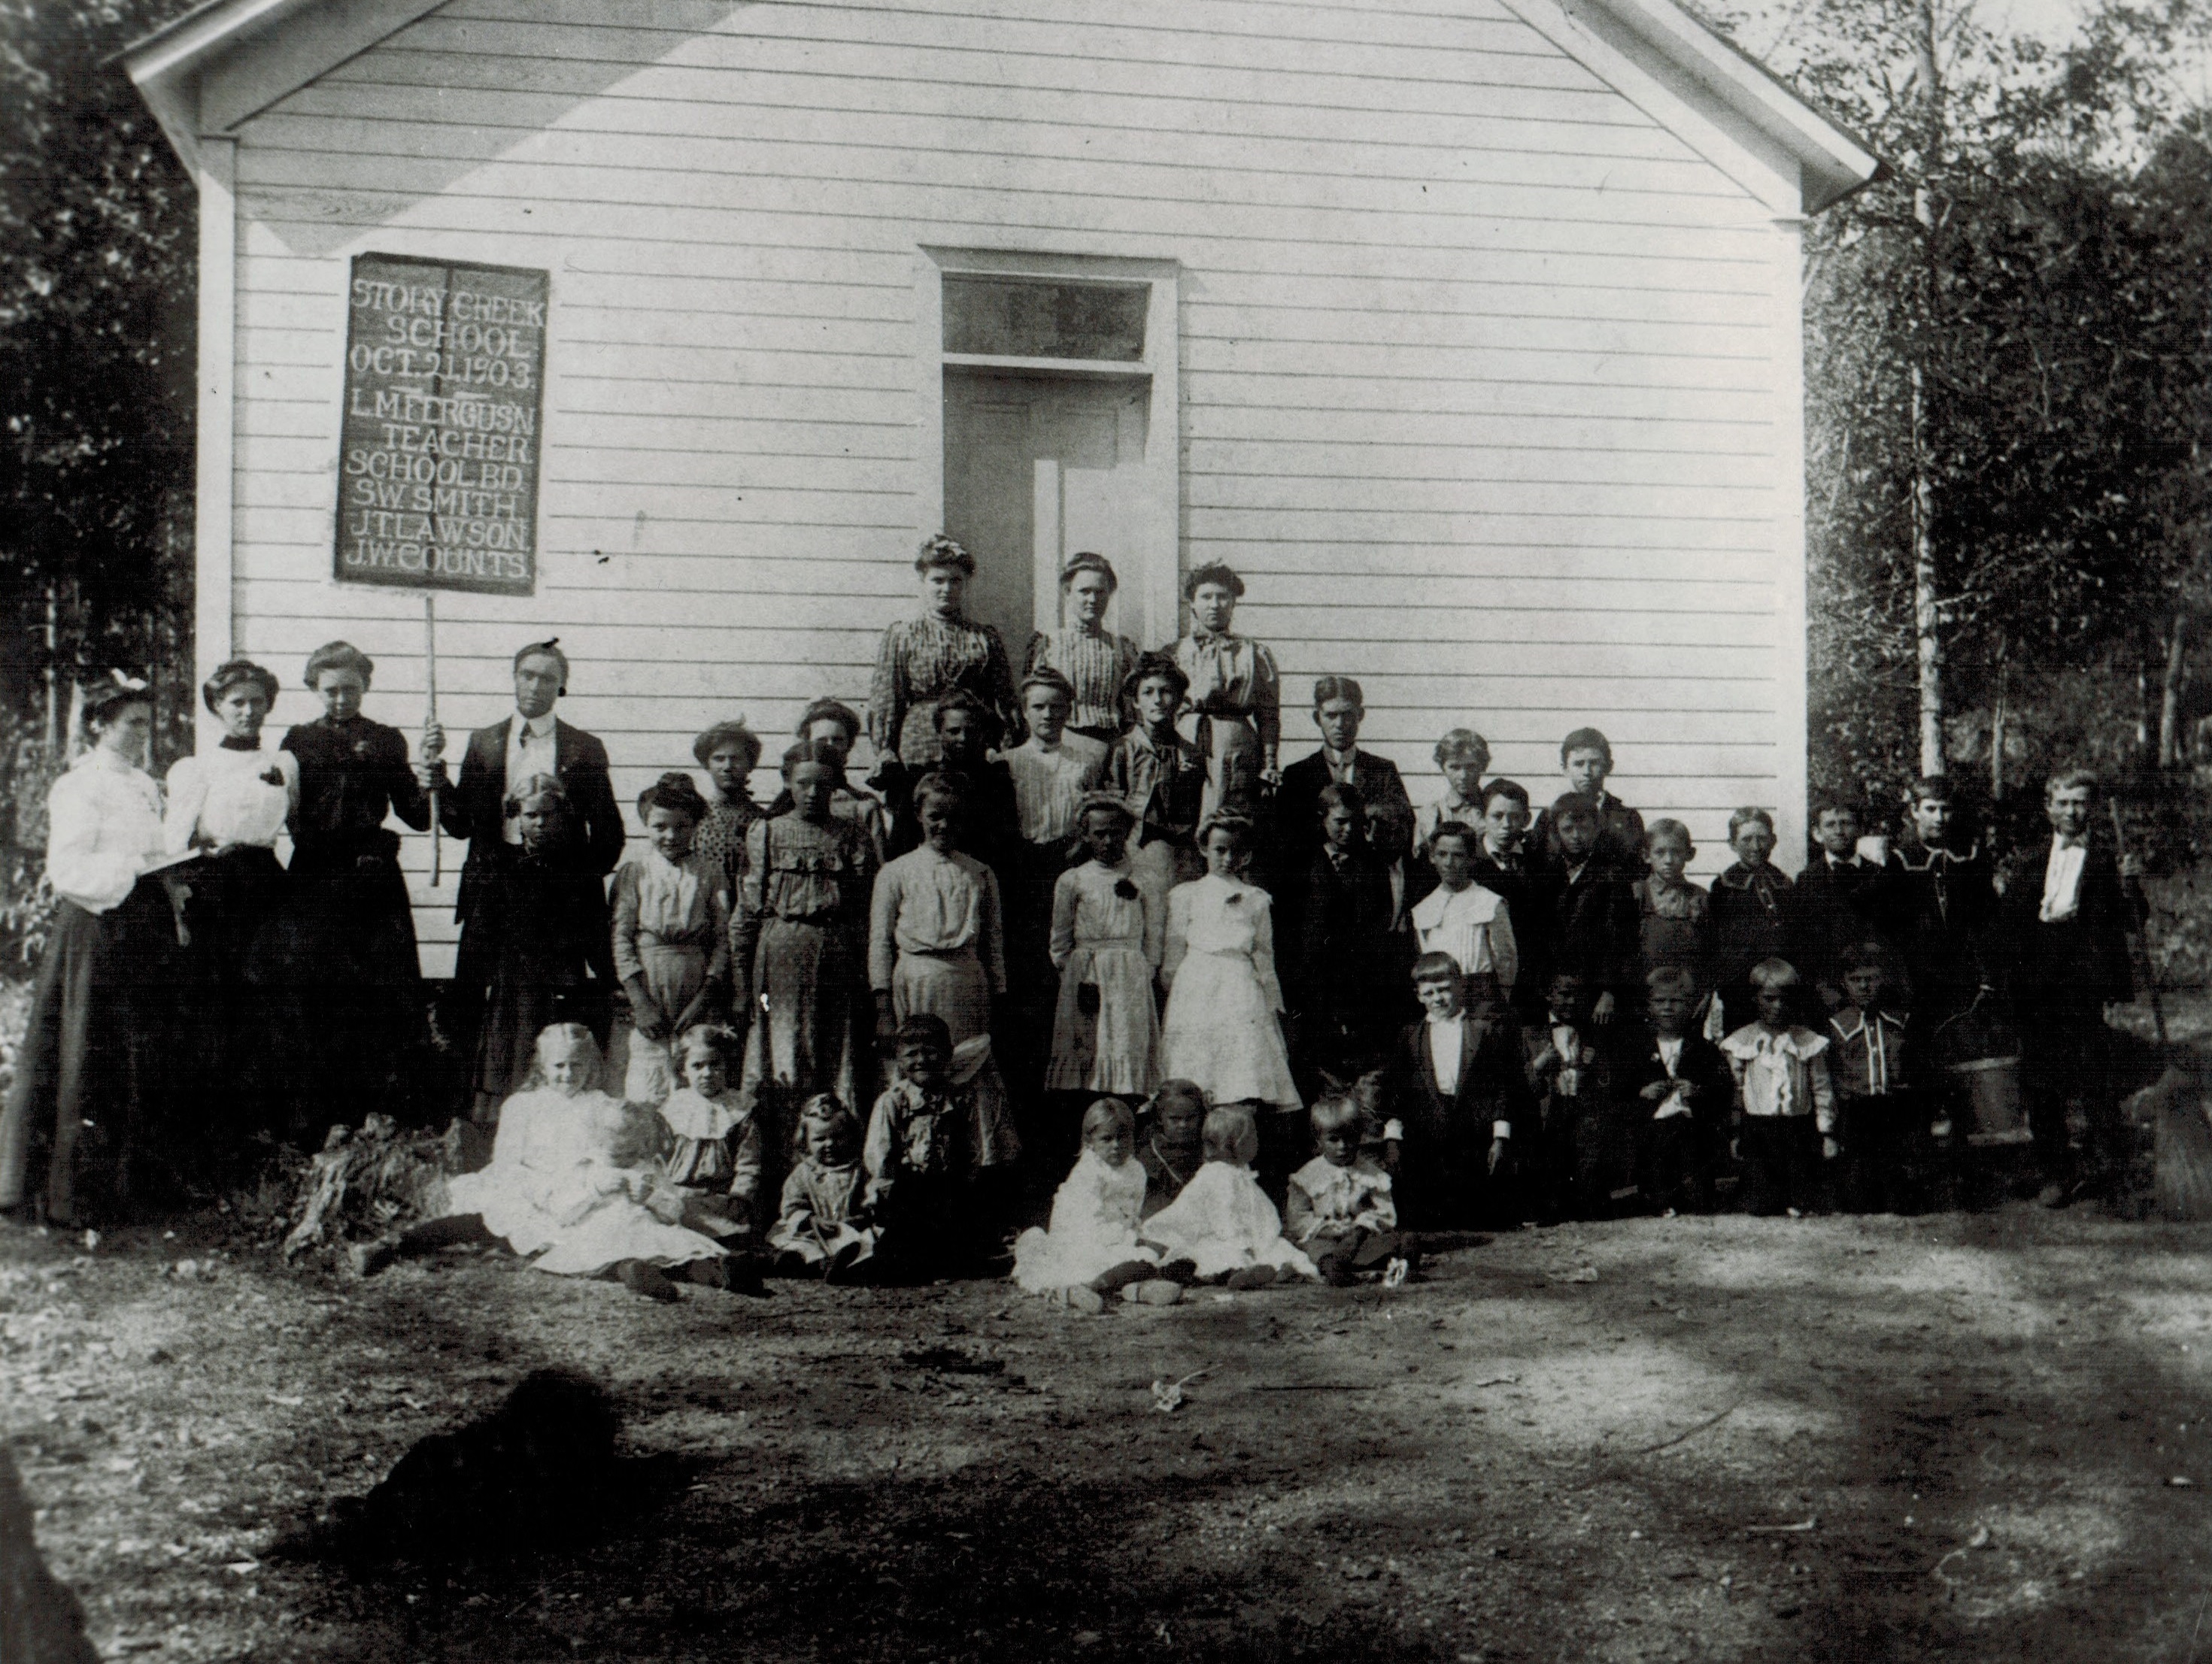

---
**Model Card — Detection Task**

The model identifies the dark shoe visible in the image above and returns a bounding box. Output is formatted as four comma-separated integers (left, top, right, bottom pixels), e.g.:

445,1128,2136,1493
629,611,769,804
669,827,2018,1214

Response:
1318,1254,1359,1288
1224,1265,1279,1291
616,1259,681,1302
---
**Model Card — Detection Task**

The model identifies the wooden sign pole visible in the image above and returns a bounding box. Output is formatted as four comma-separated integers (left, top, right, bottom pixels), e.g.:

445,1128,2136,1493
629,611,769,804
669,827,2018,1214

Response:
426,592,441,887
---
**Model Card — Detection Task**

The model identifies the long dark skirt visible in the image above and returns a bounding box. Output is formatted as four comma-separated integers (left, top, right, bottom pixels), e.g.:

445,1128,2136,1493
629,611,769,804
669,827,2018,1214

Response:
270,843,429,1135
175,846,289,1150
0,884,182,1226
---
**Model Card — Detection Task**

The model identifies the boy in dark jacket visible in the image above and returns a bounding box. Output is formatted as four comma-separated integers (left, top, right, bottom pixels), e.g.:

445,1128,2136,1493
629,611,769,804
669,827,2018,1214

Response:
1630,965,1732,1215
1394,951,1533,1227
1538,796,1640,1029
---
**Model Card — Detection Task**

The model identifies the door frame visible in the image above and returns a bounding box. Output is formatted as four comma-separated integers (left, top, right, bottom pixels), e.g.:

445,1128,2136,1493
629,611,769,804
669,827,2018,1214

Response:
915,246,1181,650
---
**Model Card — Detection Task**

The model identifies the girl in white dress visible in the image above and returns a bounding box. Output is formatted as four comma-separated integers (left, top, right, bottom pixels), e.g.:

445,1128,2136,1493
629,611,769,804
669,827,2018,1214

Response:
1046,796,1161,1099
374,1025,734,1301
1012,1098,1176,1310
1143,1106,1316,1287
1159,813,1300,1112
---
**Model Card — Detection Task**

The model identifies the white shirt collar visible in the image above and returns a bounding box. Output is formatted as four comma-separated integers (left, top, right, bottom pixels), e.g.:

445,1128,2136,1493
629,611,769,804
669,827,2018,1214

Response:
514,710,557,741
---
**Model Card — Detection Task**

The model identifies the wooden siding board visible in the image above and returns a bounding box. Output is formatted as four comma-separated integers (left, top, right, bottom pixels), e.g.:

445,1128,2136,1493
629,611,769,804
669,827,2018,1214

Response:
223,0,1807,962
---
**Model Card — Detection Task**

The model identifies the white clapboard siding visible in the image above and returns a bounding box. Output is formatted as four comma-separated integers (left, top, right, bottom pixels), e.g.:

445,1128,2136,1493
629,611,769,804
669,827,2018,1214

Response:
217,0,1810,971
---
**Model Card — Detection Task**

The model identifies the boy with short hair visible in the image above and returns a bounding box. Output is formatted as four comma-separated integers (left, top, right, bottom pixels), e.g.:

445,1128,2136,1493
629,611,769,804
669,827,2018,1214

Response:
1395,950,1529,1227
1524,969,1627,1221
1630,966,1731,1215
1710,808,1795,1034
1790,797,1889,1011
1276,675,1414,883
863,1014,1010,1278
884,693,1019,870
1720,959,1837,1217
1633,819,1710,994
1531,728,1646,873
1414,729,1493,854
1538,795,1640,1027
1825,943,1918,1214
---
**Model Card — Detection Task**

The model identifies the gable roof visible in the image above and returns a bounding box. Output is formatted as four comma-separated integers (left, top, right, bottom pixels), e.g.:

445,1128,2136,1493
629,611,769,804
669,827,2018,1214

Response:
126,0,1881,211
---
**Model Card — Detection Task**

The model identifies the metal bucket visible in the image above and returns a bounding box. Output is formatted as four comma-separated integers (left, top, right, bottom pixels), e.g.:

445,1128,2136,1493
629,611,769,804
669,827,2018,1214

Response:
1946,1054,2029,1147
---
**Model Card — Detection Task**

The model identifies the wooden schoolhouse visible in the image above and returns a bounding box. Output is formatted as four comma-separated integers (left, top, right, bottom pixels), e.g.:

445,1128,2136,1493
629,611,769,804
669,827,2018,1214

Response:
126,0,1879,973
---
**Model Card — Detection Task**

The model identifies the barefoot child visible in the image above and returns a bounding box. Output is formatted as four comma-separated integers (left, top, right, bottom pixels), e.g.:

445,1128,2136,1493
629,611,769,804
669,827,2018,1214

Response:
1013,1098,1179,1310
1722,959,1838,1217
769,1095,877,1278
1143,1105,1317,1287
656,1024,765,1243
1285,1097,1412,1287
1046,795,1163,1101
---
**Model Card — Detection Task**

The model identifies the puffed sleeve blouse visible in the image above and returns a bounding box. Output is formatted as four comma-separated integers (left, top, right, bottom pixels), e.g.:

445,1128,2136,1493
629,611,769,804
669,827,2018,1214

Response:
45,750,166,914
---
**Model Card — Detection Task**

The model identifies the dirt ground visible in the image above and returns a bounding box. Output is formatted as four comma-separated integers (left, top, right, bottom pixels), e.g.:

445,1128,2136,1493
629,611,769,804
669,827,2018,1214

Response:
11,1191,2212,1664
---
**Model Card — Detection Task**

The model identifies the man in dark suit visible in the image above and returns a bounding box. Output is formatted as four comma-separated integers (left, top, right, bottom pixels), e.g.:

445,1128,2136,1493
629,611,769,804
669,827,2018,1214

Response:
419,639,628,1061
1394,951,1533,1227
2004,769,2141,1206
1274,675,1412,892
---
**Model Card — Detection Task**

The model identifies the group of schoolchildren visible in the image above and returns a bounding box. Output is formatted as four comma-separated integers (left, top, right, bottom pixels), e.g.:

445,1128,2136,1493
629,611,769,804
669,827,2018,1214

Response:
394,653,2031,1309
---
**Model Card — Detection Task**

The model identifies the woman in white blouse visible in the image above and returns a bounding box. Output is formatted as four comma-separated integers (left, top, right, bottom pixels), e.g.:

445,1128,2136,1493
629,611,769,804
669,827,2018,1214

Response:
164,659,298,1148
0,677,186,1226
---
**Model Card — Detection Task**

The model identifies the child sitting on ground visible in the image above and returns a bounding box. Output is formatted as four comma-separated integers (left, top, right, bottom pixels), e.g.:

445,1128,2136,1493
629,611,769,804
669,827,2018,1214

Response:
1012,1098,1187,1311
656,1023,764,1244
1721,959,1838,1217
1285,1097,1412,1287
363,1023,734,1302
863,1014,1012,1278
1143,1105,1318,1287
1137,1080,1208,1217
768,1095,877,1279
1631,966,1731,1216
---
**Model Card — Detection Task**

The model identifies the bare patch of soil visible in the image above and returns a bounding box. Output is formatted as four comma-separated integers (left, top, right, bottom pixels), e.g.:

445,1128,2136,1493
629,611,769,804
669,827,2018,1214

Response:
8,1196,2212,1662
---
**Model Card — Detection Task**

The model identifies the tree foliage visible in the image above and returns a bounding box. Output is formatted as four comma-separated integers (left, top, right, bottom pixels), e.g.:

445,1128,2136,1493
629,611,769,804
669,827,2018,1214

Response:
0,0,200,750
1721,0,2212,802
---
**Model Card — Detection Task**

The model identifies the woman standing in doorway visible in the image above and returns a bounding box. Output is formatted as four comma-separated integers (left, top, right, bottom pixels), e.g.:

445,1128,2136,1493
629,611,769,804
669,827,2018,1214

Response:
1167,564,1282,824
277,642,440,1131
866,535,1021,774
1024,552,1143,747
1,677,186,1225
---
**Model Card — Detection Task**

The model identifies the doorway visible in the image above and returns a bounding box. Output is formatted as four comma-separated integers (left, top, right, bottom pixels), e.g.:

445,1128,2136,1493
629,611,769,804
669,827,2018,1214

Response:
942,369,1154,654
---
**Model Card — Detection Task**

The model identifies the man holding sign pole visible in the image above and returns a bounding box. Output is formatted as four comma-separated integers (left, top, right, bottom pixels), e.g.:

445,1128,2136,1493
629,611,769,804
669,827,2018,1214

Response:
418,641,627,1116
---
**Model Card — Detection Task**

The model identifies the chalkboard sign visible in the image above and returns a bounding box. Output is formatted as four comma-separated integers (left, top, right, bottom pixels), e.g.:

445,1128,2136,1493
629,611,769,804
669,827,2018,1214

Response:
334,253,548,596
